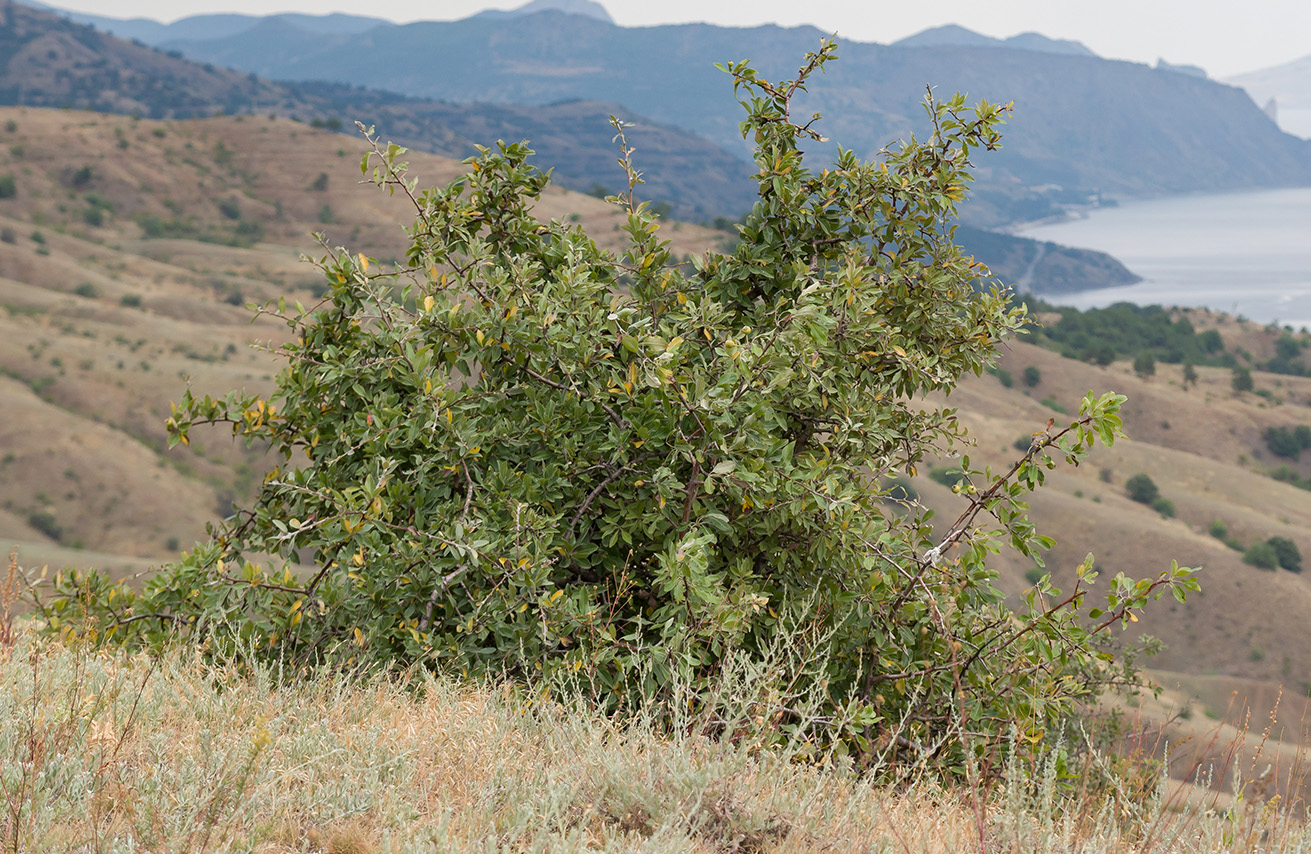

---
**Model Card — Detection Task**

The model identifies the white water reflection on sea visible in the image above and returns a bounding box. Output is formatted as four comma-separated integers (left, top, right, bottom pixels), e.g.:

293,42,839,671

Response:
1015,187,1311,329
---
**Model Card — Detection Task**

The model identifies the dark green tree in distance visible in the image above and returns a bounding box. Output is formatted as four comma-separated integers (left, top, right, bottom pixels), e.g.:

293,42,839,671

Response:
1232,366,1254,393
36,42,1197,774
1125,474,1160,505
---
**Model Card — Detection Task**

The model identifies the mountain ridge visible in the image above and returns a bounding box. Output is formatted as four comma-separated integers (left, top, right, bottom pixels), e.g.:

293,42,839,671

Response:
138,10,1311,223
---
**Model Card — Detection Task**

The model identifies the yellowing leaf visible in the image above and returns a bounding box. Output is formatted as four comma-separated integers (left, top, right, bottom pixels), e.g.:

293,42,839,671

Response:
358,254,370,272
423,295,434,312
353,550,364,567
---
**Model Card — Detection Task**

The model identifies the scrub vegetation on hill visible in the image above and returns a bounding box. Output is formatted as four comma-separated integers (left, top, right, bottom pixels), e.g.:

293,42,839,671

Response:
38,44,1197,789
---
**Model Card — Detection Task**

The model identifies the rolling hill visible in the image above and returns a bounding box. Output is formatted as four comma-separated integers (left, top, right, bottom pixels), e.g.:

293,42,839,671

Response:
0,0,758,222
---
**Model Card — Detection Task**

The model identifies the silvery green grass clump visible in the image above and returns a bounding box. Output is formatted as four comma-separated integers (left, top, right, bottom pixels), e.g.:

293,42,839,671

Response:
37,41,1197,783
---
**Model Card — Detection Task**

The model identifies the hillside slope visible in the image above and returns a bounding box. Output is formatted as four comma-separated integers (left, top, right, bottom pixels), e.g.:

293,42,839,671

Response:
0,0,758,221
0,107,725,573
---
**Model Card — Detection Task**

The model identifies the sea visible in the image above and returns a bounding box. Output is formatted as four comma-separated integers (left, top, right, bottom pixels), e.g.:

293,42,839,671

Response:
1014,186,1311,329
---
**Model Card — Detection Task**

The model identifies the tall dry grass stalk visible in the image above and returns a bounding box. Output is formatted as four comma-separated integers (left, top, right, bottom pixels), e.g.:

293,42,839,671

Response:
0,624,1305,852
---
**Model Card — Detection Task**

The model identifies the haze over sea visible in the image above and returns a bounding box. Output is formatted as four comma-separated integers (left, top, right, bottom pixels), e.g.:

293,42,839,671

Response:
1016,187,1311,328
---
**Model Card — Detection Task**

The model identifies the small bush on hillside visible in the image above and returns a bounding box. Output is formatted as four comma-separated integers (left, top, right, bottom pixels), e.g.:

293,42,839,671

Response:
72,283,98,299
1133,353,1155,378
310,172,329,191
37,43,1197,774
1232,366,1254,393
996,368,1013,387
1125,474,1159,505
27,510,62,542
1151,497,1174,518
1023,365,1041,387
1208,520,1228,540
119,294,142,308
1244,541,1280,570
0,173,16,199
929,466,966,488
1013,434,1033,452
1266,536,1302,572
1263,425,1311,459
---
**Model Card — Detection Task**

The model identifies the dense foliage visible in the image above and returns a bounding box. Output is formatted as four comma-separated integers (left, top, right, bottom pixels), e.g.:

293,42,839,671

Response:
1029,301,1231,368
38,44,1197,772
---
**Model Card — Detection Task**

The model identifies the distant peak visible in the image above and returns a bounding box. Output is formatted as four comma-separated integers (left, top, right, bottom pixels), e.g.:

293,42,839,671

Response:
892,24,996,49
893,24,1096,58
1155,58,1209,80
474,0,613,24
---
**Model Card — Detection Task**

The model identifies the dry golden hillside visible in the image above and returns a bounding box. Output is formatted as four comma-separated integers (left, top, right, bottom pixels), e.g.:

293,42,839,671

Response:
0,107,723,572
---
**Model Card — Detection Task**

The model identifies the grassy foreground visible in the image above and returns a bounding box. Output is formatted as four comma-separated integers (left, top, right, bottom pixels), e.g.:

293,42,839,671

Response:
0,622,1305,854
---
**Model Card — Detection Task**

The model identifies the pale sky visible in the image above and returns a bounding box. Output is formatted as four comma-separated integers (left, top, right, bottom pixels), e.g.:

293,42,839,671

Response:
48,0,1311,78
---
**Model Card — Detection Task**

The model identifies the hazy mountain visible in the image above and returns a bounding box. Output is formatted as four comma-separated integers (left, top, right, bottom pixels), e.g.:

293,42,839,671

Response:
22,3,388,44
1155,58,1207,79
474,0,612,24
1229,54,1311,140
143,11,1311,225
893,24,1097,58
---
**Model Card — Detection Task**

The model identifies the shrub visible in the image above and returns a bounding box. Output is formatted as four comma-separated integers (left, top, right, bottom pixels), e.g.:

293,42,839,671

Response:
72,283,98,298
38,43,1197,771
1125,473,1159,505
1013,434,1033,452
1208,519,1228,540
996,368,1013,387
0,173,16,199
27,510,62,542
929,466,966,487
311,172,329,191
119,294,143,308
1243,541,1280,570
1232,366,1254,393
1132,353,1155,379
1023,365,1041,387
1263,425,1311,459
1266,536,1302,572
217,197,242,220
1151,497,1174,518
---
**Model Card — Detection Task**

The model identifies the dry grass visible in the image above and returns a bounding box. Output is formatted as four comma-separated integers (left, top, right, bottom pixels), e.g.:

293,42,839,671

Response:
0,626,1307,853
